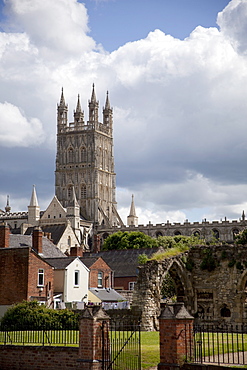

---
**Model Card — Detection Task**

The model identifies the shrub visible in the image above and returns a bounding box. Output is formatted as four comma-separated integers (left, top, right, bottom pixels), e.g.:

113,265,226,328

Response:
0,301,79,330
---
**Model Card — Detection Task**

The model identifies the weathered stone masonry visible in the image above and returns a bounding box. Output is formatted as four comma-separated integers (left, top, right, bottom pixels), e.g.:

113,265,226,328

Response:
132,244,247,331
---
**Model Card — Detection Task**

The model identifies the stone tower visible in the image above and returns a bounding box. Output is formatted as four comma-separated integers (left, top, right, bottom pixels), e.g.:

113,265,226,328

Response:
55,85,123,227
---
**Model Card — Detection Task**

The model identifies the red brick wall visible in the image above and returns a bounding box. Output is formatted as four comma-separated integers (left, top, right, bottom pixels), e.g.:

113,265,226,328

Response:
89,258,112,288
0,346,78,370
114,276,137,290
0,247,29,304
27,251,54,304
0,247,54,306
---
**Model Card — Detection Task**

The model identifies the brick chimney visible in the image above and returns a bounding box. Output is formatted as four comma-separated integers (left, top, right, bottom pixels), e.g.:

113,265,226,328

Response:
32,227,43,254
0,222,10,248
70,245,83,257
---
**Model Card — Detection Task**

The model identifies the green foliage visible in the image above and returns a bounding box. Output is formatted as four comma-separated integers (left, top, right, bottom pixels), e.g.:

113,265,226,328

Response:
157,235,203,249
151,235,203,261
161,273,176,299
0,301,79,330
138,253,149,264
185,258,195,272
102,231,157,250
200,248,217,272
235,229,247,245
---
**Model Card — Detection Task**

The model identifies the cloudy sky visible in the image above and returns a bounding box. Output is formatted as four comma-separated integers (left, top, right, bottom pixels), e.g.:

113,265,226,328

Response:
0,0,246,226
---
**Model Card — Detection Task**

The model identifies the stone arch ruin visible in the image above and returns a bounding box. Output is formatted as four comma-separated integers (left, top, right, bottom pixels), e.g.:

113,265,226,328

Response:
132,244,247,331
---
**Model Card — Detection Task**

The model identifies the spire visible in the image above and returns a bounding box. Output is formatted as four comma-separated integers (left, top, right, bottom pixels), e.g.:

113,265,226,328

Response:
105,91,110,109
88,83,99,123
28,185,40,225
103,90,113,126
129,194,136,217
29,185,39,207
60,87,65,106
91,83,96,103
242,210,245,221
74,94,84,124
5,195,11,213
70,186,79,208
127,194,138,227
76,94,82,113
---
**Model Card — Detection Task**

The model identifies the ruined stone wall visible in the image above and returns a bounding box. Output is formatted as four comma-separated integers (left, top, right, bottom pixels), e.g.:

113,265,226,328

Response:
132,244,247,331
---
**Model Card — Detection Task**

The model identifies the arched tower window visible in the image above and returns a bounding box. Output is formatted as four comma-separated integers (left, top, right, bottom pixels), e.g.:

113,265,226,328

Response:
193,231,200,237
156,231,163,238
81,147,86,162
81,184,86,199
212,229,220,240
68,148,74,163
232,228,240,238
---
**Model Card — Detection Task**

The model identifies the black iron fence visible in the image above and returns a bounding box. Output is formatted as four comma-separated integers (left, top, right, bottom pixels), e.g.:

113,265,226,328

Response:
102,319,141,370
194,324,247,366
0,319,79,346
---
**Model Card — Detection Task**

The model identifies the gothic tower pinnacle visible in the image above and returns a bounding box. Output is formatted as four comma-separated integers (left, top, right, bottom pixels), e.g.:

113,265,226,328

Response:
55,86,123,227
127,194,138,226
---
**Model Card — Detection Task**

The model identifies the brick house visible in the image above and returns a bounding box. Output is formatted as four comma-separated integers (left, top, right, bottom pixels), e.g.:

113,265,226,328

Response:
0,223,65,317
88,248,159,291
81,256,113,289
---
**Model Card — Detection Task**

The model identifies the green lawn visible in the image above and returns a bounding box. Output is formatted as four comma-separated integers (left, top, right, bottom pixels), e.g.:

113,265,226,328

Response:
141,331,159,369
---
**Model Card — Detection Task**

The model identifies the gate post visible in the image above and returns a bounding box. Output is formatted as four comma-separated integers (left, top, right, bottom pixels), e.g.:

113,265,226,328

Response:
78,306,110,370
158,303,194,370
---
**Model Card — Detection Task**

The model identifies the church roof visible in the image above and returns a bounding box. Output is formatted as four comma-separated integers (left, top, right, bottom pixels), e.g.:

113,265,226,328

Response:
88,248,159,277
9,234,65,258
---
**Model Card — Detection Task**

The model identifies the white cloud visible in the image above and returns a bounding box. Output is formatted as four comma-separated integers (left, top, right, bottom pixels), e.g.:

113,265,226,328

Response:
0,0,246,223
0,102,45,147
3,0,96,59
217,0,247,55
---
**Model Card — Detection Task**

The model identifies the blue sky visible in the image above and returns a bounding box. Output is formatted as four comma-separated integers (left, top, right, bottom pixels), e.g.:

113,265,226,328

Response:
0,0,246,226
83,0,230,51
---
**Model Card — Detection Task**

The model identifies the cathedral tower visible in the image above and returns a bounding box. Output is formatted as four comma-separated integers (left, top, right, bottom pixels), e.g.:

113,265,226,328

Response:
55,85,122,227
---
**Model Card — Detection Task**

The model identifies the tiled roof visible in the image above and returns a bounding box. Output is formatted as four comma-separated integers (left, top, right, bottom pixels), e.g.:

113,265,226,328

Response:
45,257,78,269
23,224,67,245
9,234,66,258
87,248,158,277
80,256,102,268
89,288,126,302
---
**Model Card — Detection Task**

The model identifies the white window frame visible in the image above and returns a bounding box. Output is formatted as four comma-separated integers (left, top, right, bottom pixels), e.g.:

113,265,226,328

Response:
128,282,136,291
74,270,80,287
98,272,103,288
37,269,44,287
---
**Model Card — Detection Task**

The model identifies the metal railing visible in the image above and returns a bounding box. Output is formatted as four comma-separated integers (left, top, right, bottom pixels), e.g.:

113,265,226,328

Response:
102,319,141,370
194,324,247,366
0,320,79,346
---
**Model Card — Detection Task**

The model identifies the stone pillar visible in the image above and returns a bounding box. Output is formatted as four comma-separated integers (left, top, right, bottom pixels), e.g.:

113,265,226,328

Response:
158,303,194,370
78,306,110,370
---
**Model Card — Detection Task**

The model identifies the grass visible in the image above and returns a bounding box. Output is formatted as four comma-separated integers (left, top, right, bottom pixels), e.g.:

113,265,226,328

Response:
141,331,159,369
195,332,247,358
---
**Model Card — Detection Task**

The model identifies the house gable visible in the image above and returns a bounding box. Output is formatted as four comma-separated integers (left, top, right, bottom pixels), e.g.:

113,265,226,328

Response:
40,196,67,223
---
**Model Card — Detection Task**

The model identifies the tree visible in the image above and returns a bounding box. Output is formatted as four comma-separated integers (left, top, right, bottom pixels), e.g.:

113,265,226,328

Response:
235,229,247,245
102,231,157,250
0,301,79,330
